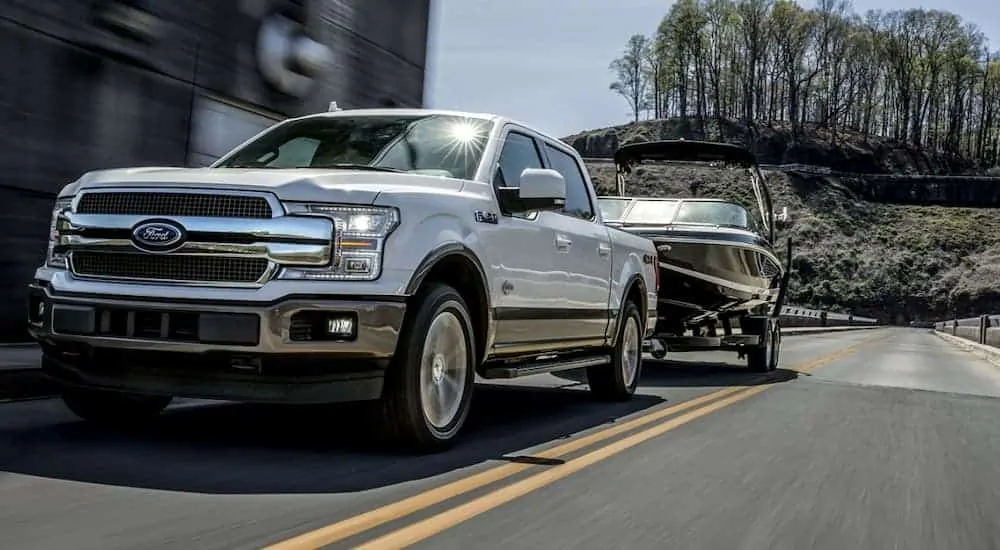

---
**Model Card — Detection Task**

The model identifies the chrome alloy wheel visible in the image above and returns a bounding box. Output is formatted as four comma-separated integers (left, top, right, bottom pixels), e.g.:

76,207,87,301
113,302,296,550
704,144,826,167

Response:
621,315,641,387
419,310,469,429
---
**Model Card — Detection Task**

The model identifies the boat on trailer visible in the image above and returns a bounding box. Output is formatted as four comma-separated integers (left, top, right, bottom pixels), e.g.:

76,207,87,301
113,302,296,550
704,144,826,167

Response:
597,139,792,372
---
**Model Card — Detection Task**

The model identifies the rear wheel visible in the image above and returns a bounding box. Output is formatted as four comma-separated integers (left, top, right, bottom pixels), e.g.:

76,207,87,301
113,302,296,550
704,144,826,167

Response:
588,301,643,401
380,283,476,453
61,388,172,427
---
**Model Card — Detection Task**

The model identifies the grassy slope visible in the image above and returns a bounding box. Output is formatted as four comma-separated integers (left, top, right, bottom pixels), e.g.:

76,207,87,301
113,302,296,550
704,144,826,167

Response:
584,162,1000,323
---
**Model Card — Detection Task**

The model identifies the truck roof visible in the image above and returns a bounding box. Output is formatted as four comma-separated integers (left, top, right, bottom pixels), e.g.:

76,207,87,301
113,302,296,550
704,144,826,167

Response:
290,108,574,155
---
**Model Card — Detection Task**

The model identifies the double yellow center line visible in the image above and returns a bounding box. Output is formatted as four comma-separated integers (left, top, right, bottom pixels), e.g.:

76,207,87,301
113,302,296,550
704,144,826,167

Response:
266,334,880,549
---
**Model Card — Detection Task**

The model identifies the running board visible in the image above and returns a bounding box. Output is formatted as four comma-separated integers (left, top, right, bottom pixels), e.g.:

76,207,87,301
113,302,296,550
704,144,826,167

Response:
479,355,611,379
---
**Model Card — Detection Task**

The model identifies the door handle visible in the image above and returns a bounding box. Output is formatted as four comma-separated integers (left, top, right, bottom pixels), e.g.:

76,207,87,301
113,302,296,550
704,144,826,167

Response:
598,242,611,256
555,234,573,250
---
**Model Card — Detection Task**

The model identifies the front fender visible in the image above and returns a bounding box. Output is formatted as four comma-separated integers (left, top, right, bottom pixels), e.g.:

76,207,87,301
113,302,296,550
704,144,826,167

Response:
382,210,489,295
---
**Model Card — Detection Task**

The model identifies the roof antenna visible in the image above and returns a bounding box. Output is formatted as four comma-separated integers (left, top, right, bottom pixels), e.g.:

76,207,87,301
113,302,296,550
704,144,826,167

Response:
328,101,342,112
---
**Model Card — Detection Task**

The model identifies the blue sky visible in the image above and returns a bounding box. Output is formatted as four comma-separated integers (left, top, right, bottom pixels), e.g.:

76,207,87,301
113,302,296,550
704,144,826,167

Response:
425,0,1000,139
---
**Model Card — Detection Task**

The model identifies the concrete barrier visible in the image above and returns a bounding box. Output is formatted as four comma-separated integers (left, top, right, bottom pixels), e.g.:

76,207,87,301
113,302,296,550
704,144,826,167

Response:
933,330,1000,367
934,315,1000,349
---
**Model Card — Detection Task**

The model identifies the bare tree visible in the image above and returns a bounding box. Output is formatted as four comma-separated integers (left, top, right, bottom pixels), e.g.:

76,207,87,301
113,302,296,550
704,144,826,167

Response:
609,34,652,122
606,1,1000,166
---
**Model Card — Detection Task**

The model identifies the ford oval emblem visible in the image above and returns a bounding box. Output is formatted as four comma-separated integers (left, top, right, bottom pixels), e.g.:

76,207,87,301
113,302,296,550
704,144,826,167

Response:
131,220,186,252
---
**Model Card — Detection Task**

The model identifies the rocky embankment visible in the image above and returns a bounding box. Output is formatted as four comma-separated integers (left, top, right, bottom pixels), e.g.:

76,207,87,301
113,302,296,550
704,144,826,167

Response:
565,118,1000,208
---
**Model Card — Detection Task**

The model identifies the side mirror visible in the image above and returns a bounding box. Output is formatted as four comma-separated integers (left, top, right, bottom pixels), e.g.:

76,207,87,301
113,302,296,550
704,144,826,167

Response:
496,168,566,213
774,206,791,229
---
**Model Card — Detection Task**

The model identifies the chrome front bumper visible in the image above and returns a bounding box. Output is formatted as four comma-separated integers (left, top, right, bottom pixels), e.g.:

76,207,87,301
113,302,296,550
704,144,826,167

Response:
27,282,407,404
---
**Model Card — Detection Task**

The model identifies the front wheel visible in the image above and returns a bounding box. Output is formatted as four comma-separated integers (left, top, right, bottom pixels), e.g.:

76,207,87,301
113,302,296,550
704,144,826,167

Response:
61,388,172,428
588,300,643,401
380,283,476,453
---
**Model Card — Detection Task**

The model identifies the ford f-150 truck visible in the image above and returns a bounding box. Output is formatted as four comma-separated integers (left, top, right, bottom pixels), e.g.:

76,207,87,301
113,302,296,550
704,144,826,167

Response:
28,107,659,452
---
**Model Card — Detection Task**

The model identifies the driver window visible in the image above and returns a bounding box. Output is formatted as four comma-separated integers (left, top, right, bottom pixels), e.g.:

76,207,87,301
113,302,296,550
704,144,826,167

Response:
492,132,544,189
255,137,321,168
492,132,544,217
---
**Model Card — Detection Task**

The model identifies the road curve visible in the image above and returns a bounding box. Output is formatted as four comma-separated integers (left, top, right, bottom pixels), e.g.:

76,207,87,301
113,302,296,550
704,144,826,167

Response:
2,328,1000,549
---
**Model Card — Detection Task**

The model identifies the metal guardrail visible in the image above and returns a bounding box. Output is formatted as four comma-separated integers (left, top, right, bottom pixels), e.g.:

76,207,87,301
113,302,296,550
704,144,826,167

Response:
778,305,877,328
934,315,1000,347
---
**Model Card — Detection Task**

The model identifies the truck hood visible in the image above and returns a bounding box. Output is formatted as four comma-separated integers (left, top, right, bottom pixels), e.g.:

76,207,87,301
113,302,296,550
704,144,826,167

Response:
61,167,467,204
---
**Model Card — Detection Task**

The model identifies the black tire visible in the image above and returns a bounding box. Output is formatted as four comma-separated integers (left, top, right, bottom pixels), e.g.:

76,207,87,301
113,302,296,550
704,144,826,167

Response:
380,283,477,453
747,318,780,372
61,388,172,428
588,300,643,401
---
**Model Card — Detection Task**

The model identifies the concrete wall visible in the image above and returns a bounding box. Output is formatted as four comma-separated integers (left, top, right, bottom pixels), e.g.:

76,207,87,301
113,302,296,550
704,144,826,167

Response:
0,0,431,340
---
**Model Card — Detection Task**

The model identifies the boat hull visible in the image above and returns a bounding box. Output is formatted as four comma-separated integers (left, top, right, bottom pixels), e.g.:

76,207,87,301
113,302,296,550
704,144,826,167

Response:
633,229,784,329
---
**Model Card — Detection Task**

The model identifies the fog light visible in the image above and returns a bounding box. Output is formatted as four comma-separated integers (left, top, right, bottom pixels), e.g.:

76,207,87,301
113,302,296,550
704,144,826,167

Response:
327,317,355,336
344,257,372,274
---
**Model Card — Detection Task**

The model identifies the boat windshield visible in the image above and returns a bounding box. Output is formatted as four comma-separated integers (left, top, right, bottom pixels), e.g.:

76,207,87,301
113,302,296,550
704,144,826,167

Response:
215,114,494,180
597,198,633,221
623,200,680,224
674,201,752,229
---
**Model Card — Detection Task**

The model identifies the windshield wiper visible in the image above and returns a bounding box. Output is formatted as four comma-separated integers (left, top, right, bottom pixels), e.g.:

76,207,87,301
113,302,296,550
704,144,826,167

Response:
298,163,403,173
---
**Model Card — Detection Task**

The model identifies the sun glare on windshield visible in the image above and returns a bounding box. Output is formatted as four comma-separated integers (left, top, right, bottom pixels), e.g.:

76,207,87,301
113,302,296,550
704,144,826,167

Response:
427,118,490,171
449,120,484,143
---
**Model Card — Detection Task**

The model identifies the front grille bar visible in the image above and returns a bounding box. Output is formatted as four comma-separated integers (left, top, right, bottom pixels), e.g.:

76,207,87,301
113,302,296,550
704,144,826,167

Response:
77,191,273,218
71,252,272,285
64,188,333,286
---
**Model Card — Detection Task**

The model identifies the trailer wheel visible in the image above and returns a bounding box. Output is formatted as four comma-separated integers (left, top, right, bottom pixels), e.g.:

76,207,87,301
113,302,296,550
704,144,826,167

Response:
747,318,780,373
588,300,643,401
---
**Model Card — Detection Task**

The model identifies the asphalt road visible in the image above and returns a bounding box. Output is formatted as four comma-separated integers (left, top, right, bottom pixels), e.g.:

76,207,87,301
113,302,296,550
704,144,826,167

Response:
2,328,1000,549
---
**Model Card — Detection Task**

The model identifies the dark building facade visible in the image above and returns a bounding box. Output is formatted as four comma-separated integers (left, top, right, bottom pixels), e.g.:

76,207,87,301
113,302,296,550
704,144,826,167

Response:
0,0,432,339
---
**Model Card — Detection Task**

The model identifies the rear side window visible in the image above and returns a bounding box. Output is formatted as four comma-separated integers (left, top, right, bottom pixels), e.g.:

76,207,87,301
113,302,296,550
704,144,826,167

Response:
544,144,594,220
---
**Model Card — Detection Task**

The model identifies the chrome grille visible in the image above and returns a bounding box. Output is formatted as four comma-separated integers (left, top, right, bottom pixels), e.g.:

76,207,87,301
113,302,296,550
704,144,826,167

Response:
71,252,270,284
77,192,272,218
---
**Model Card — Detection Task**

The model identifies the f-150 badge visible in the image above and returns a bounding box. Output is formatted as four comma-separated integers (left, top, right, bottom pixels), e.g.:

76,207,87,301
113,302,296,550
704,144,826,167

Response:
474,210,498,224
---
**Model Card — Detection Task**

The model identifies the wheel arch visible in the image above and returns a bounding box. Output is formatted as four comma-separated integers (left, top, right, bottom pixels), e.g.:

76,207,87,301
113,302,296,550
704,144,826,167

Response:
405,243,492,364
609,273,647,347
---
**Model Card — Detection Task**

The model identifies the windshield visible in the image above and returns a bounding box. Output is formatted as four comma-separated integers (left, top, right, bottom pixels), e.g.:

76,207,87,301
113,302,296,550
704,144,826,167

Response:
597,198,632,221
215,114,494,181
624,200,680,224
674,201,752,228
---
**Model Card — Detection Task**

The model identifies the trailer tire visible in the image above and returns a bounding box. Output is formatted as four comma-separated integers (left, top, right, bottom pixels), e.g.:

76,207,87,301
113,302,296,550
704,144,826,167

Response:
747,318,780,373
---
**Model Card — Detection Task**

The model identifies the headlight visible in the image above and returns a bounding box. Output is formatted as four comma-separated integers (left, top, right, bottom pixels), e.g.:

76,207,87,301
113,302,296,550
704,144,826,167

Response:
46,197,73,269
279,204,400,281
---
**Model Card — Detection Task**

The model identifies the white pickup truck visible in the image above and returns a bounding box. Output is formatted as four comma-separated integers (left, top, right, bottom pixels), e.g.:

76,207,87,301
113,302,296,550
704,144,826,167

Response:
28,108,659,451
